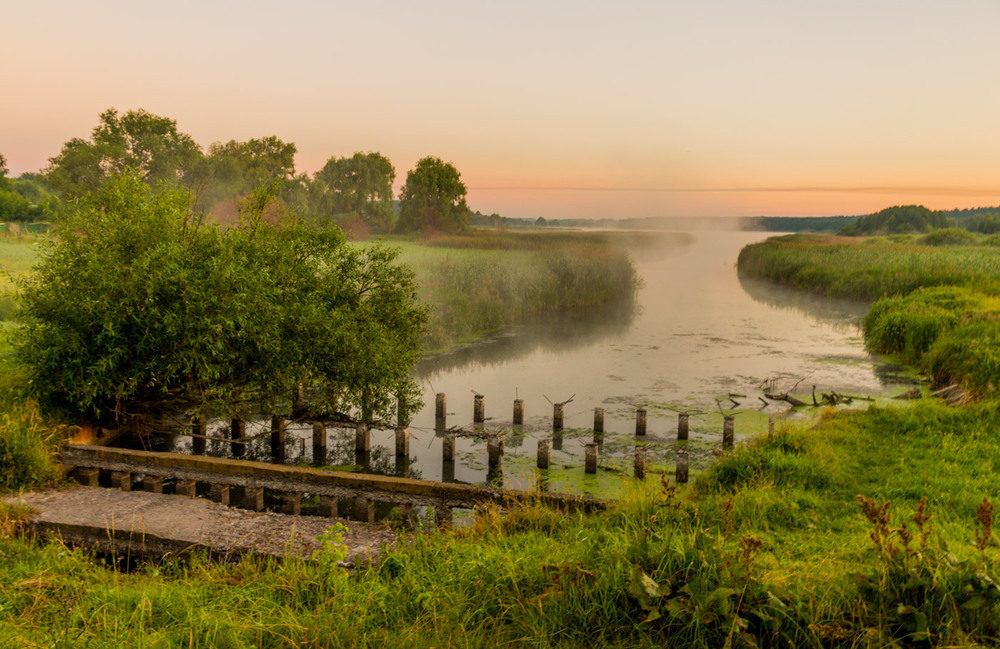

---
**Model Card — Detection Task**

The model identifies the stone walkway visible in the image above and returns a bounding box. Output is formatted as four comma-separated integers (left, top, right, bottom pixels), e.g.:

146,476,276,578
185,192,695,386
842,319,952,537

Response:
6,486,396,566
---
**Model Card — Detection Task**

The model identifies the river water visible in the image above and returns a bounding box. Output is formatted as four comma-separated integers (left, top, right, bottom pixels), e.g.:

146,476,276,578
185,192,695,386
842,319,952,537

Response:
166,230,908,500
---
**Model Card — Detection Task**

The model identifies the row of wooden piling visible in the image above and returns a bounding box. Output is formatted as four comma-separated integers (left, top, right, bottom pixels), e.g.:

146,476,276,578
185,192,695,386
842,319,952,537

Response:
189,401,748,487
433,392,732,441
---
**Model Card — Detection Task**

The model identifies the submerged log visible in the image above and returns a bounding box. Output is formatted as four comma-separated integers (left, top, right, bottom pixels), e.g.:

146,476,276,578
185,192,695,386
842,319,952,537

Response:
764,392,807,407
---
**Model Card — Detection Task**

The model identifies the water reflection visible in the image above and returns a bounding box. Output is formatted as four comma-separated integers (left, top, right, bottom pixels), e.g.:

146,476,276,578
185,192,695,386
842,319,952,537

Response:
416,296,639,380
737,274,868,331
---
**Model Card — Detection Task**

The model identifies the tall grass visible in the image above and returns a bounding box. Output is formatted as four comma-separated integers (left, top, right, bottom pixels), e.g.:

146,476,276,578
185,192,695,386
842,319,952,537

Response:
738,233,1000,301
389,231,643,349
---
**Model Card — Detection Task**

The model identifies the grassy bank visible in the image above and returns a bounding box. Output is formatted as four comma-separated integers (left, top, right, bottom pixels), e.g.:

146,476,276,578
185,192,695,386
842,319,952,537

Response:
1,399,999,646
737,233,1000,301
391,230,666,349
739,233,1000,397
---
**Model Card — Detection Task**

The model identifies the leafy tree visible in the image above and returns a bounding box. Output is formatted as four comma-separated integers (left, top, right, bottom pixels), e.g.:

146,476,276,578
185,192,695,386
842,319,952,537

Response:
199,137,296,198
397,156,469,233
840,205,947,236
45,108,202,198
16,171,426,428
0,154,64,222
313,152,396,232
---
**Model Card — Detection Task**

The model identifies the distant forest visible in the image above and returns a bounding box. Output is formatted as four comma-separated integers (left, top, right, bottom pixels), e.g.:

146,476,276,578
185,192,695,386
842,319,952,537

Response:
472,207,1000,235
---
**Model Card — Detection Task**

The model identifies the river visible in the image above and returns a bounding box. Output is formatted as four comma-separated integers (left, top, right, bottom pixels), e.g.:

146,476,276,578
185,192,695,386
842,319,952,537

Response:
165,230,908,500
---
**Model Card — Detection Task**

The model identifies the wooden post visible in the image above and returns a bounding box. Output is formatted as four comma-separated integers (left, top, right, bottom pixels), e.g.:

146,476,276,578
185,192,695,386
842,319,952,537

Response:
355,422,370,453
474,394,485,423
395,427,410,457
584,442,599,474
513,399,524,426
488,435,502,468
191,415,206,455
312,422,327,450
676,449,689,483
354,497,374,523
110,471,131,491
678,412,689,440
435,506,453,528
768,417,775,436
635,408,647,436
293,382,305,415
435,393,447,422
283,491,301,515
175,479,197,498
634,449,647,479
245,487,264,511
143,476,164,494
209,484,230,505
397,397,407,428
319,495,338,518
231,418,246,457
553,403,564,430
73,467,99,487
442,434,456,462
270,415,286,459
537,439,551,469
723,415,735,449
594,407,605,433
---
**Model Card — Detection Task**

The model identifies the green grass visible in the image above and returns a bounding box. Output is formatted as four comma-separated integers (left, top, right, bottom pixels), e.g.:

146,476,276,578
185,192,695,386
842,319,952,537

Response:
738,233,1000,301
382,230,651,349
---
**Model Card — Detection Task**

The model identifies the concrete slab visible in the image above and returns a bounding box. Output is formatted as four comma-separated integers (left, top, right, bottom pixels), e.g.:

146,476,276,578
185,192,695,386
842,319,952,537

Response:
5,486,395,565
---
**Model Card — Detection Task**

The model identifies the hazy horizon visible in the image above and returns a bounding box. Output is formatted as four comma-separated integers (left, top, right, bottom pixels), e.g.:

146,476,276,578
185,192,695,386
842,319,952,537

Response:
5,1,1000,220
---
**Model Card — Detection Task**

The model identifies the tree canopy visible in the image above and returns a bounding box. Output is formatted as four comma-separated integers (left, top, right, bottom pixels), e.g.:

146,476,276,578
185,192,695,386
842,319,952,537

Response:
312,152,396,233
45,108,202,199
397,156,469,233
840,205,948,236
16,171,427,428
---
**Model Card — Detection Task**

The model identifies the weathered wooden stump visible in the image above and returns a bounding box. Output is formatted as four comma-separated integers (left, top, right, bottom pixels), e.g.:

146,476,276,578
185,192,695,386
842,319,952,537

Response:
537,439,551,469
584,443,599,474
635,408,647,436
594,407,605,433
676,449,689,483
319,495,338,518
143,475,164,494
634,449,646,479
191,415,207,455
678,412,689,440
723,415,735,449
355,423,370,453
474,394,485,424
175,479,197,498
513,399,524,426
553,403,564,430
488,435,503,468
395,427,410,457
231,418,246,457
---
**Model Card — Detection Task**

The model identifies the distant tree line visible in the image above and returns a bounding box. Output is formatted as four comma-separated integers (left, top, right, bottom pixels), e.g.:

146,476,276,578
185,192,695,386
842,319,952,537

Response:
839,204,1000,236
3,108,471,234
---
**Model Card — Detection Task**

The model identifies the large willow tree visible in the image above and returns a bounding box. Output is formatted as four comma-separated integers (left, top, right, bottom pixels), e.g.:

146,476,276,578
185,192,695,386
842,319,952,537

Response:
16,171,426,429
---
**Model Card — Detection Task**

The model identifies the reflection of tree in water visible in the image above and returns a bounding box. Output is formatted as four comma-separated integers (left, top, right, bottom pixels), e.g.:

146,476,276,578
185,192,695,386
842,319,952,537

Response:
125,421,422,480
416,296,639,380
737,274,868,332
872,363,921,386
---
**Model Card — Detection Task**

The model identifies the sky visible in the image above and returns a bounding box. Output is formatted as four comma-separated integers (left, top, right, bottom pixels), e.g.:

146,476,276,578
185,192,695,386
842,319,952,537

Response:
4,0,1000,220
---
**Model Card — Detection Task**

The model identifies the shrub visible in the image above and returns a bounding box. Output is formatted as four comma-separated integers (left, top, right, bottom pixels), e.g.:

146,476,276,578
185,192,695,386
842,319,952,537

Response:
15,172,427,426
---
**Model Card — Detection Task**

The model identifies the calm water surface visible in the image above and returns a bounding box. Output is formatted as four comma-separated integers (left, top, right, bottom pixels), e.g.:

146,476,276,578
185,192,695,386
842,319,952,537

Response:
169,231,905,499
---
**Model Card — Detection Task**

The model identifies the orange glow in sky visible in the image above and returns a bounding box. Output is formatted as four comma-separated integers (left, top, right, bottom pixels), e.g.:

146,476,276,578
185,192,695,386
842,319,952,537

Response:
3,1,1000,219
